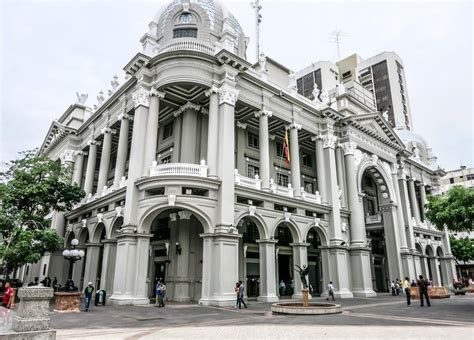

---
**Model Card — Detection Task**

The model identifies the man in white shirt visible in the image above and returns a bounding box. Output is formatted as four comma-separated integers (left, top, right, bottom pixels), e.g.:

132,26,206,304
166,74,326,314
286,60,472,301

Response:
326,281,335,301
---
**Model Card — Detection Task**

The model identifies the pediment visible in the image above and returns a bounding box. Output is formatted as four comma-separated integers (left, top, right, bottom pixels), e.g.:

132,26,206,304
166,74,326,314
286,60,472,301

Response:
39,121,76,155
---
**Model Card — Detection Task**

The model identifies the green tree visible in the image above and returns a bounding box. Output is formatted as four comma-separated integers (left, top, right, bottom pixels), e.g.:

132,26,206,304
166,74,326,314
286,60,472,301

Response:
0,149,85,277
425,186,474,232
450,236,474,277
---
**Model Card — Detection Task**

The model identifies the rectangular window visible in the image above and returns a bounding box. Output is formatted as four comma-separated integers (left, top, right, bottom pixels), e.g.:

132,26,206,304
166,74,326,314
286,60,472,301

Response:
277,173,289,187
43,264,47,276
247,131,259,149
276,141,283,157
247,164,260,178
173,28,197,38
162,122,173,140
466,174,474,180
302,152,312,167
304,181,314,193
449,178,454,184
160,155,171,164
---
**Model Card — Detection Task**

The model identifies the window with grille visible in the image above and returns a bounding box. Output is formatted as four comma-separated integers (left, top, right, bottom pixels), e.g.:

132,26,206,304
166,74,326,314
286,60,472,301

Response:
276,141,283,157
163,122,173,140
302,152,312,167
277,173,289,187
247,164,259,178
160,155,171,164
173,28,197,38
247,131,259,149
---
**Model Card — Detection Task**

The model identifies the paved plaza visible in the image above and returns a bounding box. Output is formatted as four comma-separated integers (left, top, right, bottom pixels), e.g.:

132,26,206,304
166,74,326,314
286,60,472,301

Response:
50,294,473,339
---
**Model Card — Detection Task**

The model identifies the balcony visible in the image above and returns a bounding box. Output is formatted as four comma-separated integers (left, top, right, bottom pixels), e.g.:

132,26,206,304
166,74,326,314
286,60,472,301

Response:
158,39,215,55
365,213,383,224
149,161,208,177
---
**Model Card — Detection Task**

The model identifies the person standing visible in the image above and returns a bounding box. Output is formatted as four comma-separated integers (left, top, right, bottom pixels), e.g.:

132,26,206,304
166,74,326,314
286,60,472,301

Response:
402,277,411,306
234,282,241,309
326,281,335,301
2,282,14,309
159,282,167,307
83,282,94,312
417,275,430,307
155,281,161,306
391,281,396,296
279,280,286,297
238,281,247,308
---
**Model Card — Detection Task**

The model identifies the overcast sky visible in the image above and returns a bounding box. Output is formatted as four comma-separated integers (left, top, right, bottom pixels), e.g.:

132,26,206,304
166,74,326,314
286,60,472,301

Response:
1,0,472,170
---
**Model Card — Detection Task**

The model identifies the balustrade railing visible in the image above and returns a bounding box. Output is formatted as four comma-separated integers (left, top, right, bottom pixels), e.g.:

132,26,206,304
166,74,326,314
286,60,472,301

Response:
159,39,215,55
149,160,208,177
302,189,322,204
365,213,383,224
234,170,261,190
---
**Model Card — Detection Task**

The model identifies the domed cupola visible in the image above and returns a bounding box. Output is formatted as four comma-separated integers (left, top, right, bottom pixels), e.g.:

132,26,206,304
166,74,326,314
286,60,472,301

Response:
139,0,247,59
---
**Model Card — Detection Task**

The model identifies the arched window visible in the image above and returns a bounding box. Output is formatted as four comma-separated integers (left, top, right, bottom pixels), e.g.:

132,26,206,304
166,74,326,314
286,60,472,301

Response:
173,13,198,39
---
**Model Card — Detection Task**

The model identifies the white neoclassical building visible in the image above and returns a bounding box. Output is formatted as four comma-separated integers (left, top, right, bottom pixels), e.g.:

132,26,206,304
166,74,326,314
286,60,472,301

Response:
18,0,456,306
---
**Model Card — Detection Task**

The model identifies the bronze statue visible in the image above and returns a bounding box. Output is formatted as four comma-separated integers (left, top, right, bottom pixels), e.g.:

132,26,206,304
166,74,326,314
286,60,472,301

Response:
295,264,310,289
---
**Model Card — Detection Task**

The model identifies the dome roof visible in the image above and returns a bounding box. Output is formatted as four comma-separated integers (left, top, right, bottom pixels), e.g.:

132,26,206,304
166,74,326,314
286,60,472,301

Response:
142,0,247,59
395,128,429,148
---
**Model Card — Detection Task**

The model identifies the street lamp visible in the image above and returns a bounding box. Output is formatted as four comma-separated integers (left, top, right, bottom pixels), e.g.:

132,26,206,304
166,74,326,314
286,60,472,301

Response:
62,238,85,291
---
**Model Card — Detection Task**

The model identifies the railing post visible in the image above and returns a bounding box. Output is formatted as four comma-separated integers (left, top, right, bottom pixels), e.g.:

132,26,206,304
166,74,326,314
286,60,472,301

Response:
200,160,208,177
234,169,240,185
288,183,294,197
255,174,262,190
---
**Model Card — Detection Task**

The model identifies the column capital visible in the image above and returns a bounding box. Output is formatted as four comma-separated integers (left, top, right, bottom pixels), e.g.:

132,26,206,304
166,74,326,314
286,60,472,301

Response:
390,163,399,175
340,141,357,155
178,210,192,220
87,139,100,146
100,127,116,135
149,88,166,98
169,213,178,222
132,86,150,108
204,85,220,97
256,239,278,245
218,84,239,106
236,121,247,130
310,134,323,142
289,242,310,248
254,107,273,118
286,122,302,130
117,112,133,121
60,149,76,164
322,133,338,149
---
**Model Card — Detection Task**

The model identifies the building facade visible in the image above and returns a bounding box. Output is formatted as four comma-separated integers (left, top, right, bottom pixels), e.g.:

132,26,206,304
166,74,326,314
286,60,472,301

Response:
17,0,455,306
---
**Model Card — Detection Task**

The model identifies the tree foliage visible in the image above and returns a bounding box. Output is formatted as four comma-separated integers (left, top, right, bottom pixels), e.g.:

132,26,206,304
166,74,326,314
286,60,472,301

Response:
425,186,474,232
0,149,85,276
450,236,474,264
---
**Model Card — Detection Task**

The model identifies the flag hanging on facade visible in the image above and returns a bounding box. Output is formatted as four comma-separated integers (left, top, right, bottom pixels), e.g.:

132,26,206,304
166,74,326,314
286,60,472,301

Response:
283,130,290,165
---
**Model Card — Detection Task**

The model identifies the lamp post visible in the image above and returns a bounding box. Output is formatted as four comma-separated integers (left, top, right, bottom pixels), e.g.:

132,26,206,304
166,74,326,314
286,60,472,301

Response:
62,238,85,291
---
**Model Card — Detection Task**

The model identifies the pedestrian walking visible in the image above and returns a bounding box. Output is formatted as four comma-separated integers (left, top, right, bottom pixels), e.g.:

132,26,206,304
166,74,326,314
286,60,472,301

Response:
326,281,335,301
155,281,161,306
2,282,14,309
395,279,400,296
402,277,411,306
391,281,396,296
83,282,94,312
238,281,247,308
159,282,167,307
417,275,430,307
234,282,241,309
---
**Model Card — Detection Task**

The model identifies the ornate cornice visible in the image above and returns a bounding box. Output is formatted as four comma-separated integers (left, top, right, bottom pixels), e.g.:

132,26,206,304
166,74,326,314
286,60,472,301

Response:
218,84,239,106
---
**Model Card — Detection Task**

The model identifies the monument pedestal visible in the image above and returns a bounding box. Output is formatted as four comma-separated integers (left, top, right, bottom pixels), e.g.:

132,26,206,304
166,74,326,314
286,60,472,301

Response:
302,289,309,307
54,292,82,312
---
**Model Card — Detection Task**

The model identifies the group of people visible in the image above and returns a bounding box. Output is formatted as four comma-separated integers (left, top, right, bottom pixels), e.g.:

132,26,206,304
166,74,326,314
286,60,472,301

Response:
234,281,247,309
155,279,167,308
391,275,431,307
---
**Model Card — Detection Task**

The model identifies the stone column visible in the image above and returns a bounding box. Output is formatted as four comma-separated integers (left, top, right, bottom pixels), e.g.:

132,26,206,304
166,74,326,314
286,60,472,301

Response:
312,135,327,202
236,122,247,176
291,243,309,299
205,86,219,179
97,127,114,193
123,86,150,226
340,141,376,297
289,122,302,196
256,108,272,190
199,233,214,305
180,104,200,164
216,84,239,225
419,182,427,222
113,113,131,186
408,178,421,224
335,146,347,208
398,168,416,250
84,140,98,195
72,151,85,186
82,243,101,289
200,112,208,162
379,203,403,282
172,115,182,163
256,239,278,302
99,239,117,292
175,210,191,302
143,89,165,175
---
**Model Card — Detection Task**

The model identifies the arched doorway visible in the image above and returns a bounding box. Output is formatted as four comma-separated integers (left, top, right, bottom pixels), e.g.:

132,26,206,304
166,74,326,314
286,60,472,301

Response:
237,217,261,299
101,216,122,293
274,222,295,298
437,247,446,286
92,223,106,289
415,243,426,277
76,227,89,290
147,209,204,302
306,228,324,295
425,245,435,283
361,171,389,292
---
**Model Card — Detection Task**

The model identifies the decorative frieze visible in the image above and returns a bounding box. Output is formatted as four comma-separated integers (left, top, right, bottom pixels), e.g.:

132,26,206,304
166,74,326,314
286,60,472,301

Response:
132,86,150,108
218,84,239,106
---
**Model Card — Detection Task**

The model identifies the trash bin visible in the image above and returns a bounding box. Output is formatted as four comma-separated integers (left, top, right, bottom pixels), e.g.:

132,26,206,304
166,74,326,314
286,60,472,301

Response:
94,290,106,306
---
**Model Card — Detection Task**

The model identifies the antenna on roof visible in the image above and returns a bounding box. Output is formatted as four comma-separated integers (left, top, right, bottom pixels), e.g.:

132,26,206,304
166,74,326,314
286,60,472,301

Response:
251,0,262,61
330,29,348,61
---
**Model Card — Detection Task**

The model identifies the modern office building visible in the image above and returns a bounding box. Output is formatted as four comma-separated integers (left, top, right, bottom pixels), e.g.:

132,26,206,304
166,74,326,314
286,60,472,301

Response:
15,0,455,306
